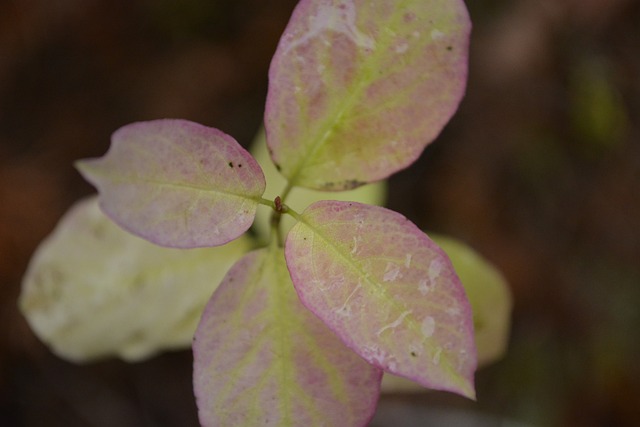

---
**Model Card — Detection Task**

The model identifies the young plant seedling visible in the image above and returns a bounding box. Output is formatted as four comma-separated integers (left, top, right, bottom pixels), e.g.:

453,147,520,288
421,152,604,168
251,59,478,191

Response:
23,1,483,426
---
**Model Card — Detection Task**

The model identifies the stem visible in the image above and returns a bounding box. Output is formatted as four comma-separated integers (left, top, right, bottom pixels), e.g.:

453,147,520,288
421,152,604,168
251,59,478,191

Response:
270,210,283,246
284,206,303,223
259,176,303,246
279,182,294,204
266,194,302,247
258,197,276,209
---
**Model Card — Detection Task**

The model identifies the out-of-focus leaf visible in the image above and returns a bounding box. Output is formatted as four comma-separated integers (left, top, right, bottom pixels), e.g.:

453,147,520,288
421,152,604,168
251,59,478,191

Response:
193,247,381,427
569,57,628,156
265,0,470,190
431,234,511,367
19,196,251,362
381,233,511,393
76,119,265,248
250,128,387,240
285,201,476,399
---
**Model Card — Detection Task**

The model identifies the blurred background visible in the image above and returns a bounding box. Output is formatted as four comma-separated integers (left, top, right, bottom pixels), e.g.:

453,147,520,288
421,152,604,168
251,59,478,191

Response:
1,0,638,425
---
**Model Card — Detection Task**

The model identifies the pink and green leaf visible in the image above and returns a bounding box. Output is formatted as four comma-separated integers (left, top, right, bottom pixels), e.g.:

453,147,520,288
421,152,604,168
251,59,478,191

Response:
76,119,265,248
285,201,476,398
265,0,471,190
193,247,382,427
382,233,511,393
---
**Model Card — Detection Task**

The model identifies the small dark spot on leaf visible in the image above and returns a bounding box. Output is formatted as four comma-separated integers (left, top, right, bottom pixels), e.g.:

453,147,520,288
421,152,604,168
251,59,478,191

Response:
90,223,107,239
473,316,484,331
446,46,453,51
352,180,364,188
320,179,366,191
343,179,366,190
410,351,417,357
274,163,281,172
238,163,242,168
228,162,234,168
129,330,146,341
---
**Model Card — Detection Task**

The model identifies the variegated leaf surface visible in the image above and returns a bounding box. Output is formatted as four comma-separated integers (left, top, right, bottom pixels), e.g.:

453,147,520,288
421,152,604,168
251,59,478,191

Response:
77,119,265,248
266,0,471,190
193,247,382,427
285,201,476,398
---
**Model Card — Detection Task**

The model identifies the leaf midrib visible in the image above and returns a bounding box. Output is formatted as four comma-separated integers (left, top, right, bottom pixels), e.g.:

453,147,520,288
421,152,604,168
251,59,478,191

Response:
95,171,263,202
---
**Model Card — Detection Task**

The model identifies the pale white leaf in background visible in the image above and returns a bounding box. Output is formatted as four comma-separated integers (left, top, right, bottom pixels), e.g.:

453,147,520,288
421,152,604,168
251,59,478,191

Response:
19,196,251,362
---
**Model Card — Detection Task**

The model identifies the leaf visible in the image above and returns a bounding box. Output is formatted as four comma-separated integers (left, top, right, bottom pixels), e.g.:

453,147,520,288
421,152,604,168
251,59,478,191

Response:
76,119,266,248
193,247,382,427
19,196,251,362
430,234,511,367
265,0,471,190
285,201,476,398
249,127,387,240
381,233,511,393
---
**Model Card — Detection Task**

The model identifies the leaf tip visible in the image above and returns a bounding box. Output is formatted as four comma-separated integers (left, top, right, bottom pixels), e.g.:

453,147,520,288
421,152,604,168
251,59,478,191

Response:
74,157,105,189
456,376,477,401
74,156,93,175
